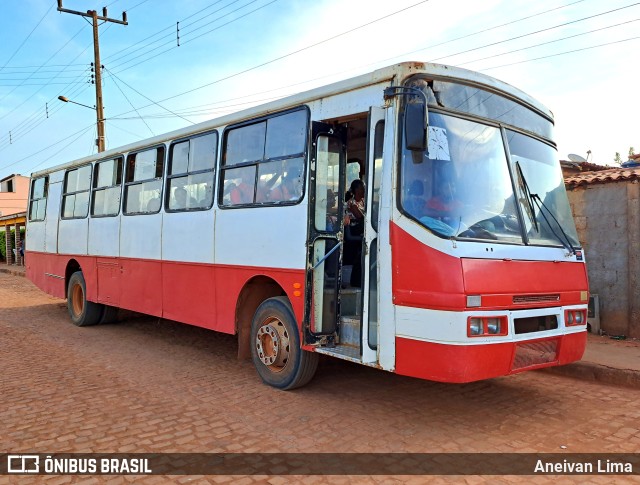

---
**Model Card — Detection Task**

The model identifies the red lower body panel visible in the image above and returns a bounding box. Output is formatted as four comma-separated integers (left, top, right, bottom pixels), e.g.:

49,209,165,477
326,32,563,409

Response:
395,331,587,383
26,251,306,334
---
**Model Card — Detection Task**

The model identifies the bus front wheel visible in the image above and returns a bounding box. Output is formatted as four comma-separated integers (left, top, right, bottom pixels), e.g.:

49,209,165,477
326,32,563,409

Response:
67,271,103,327
250,296,318,390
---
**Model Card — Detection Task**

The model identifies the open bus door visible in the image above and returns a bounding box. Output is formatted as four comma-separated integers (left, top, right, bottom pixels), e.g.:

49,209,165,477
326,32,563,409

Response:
304,122,346,347
305,108,385,365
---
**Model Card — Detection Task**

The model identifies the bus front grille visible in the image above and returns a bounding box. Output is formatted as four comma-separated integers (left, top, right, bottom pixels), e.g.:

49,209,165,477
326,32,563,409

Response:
513,294,560,304
512,339,558,370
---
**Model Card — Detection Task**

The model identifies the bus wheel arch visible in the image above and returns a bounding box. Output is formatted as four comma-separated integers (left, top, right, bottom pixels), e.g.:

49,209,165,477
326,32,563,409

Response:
236,276,286,361
65,259,82,293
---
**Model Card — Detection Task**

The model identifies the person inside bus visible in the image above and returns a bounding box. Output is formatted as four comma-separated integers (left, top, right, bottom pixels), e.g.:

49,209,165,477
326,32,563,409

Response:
171,187,197,210
230,169,255,205
199,183,214,207
425,177,463,223
343,179,365,287
270,171,302,202
146,192,161,212
326,189,338,231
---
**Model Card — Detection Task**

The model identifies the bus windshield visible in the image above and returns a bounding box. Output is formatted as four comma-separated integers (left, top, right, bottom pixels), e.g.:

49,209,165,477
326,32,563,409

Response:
401,111,523,242
400,112,580,248
507,129,580,248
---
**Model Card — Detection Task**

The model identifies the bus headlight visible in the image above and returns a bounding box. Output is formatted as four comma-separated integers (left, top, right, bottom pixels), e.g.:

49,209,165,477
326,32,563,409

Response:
468,316,507,337
575,312,583,324
469,318,482,335
486,318,501,334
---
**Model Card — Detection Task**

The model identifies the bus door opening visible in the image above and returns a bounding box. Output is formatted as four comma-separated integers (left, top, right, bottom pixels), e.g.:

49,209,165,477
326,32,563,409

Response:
306,112,382,364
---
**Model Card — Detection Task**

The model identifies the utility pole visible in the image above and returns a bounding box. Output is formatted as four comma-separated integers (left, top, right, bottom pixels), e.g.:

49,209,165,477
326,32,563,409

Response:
57,1,128,152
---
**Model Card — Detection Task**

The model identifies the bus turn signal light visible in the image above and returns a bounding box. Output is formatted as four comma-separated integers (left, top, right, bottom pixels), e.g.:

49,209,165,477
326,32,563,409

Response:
467,316,508,337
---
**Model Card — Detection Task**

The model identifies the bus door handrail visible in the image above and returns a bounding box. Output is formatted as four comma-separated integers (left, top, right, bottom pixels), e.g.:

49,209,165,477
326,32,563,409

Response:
312,241,342,270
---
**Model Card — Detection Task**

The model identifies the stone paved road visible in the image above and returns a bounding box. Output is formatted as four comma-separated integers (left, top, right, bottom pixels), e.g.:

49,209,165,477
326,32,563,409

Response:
1,272,639,484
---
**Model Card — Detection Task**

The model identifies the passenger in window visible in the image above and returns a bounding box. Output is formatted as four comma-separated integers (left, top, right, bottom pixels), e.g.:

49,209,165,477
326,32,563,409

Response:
230,170,254,204
171,187,197,210
270,171,302,202
146,193,161,212
344,179,365,226
425,169,463,224
173,187,188,210
326,189,338,231
343,179,365,288
199,184,214,207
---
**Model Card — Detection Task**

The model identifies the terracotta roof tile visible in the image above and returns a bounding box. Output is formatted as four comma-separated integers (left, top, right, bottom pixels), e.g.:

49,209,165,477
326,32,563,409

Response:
565,167,640,188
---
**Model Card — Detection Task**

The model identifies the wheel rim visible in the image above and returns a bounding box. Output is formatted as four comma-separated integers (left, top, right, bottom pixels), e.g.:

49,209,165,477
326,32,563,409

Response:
71,283,84,317
255,317,290,372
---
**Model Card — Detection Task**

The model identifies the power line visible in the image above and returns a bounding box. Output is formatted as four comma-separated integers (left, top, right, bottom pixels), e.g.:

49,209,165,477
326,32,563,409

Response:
1,0,431,170
458,17,640,67
1,123,95,171
482,34,640,71
9,0,634,173
0,3,55,72
109,0,262,72
111,0,431,112
0,79,93,150
0,25,89,120
102,0,233,65
107,71,156,136
104,68,194,124
371,0,588,67
430,1,640,63
29,126,96,172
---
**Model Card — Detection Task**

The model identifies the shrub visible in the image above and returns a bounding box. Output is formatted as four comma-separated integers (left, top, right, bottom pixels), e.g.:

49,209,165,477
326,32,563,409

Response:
0,228,26,261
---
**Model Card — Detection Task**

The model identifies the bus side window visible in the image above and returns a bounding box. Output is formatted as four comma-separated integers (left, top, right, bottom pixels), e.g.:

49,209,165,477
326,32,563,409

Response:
62,164,92,219
220,108,308,208
28,176,49,221
123,146,165,215
166,131,217,212
91,157,123,217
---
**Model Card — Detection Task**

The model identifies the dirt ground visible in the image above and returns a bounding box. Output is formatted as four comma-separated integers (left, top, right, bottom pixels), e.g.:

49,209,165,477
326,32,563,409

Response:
1,272,639,484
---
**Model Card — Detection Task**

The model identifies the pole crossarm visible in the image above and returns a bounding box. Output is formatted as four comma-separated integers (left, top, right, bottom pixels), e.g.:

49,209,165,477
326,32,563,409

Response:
56,2,128,25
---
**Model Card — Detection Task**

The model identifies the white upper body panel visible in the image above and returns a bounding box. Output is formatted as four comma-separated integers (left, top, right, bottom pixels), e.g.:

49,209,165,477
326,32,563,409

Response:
88,215,121,257
214,202,308,269
163,209,215,264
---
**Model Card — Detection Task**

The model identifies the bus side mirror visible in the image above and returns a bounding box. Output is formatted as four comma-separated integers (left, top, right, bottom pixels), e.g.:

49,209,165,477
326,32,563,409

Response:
405,101,428,152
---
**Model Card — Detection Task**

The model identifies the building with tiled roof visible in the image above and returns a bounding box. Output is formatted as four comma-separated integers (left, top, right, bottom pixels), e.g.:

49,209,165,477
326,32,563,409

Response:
565,167,640,189
564,166,640,338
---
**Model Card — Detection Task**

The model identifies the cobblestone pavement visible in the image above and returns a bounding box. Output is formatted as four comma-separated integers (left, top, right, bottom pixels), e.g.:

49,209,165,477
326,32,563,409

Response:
1,272,639,484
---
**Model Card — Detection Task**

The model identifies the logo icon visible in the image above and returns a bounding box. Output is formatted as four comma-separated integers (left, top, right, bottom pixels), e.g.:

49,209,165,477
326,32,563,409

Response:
7,455,39,473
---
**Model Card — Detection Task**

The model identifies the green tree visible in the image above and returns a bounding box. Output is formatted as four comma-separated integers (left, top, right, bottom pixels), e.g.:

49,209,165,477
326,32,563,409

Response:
629,147,635,157
614,152,622,164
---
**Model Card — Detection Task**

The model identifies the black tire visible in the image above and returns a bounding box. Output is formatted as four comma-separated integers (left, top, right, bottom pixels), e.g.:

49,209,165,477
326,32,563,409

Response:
250,296,319,390
67,271,103,327
99,305,119,324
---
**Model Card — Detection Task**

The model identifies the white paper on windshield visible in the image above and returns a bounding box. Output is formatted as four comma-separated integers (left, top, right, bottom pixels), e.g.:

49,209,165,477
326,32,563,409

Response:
427,126,450,161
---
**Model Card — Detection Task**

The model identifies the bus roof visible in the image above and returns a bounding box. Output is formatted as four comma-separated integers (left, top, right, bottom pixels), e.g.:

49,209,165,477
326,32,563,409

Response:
32,61,553,178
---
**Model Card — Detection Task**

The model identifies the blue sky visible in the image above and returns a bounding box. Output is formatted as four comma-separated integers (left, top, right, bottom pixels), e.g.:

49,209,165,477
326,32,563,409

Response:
1,0,639,178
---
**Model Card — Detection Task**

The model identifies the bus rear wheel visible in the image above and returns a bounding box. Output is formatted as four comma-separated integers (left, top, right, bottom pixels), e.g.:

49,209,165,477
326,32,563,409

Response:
250,296,318,390
67,271,103,327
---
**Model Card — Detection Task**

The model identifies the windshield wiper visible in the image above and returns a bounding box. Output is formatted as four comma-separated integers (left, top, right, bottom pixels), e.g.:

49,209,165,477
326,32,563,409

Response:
515,161,539,233
515,161,576,255
530,193,577,255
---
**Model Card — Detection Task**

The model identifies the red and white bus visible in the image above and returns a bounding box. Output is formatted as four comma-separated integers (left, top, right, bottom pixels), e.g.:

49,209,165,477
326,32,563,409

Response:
26,61,588,389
